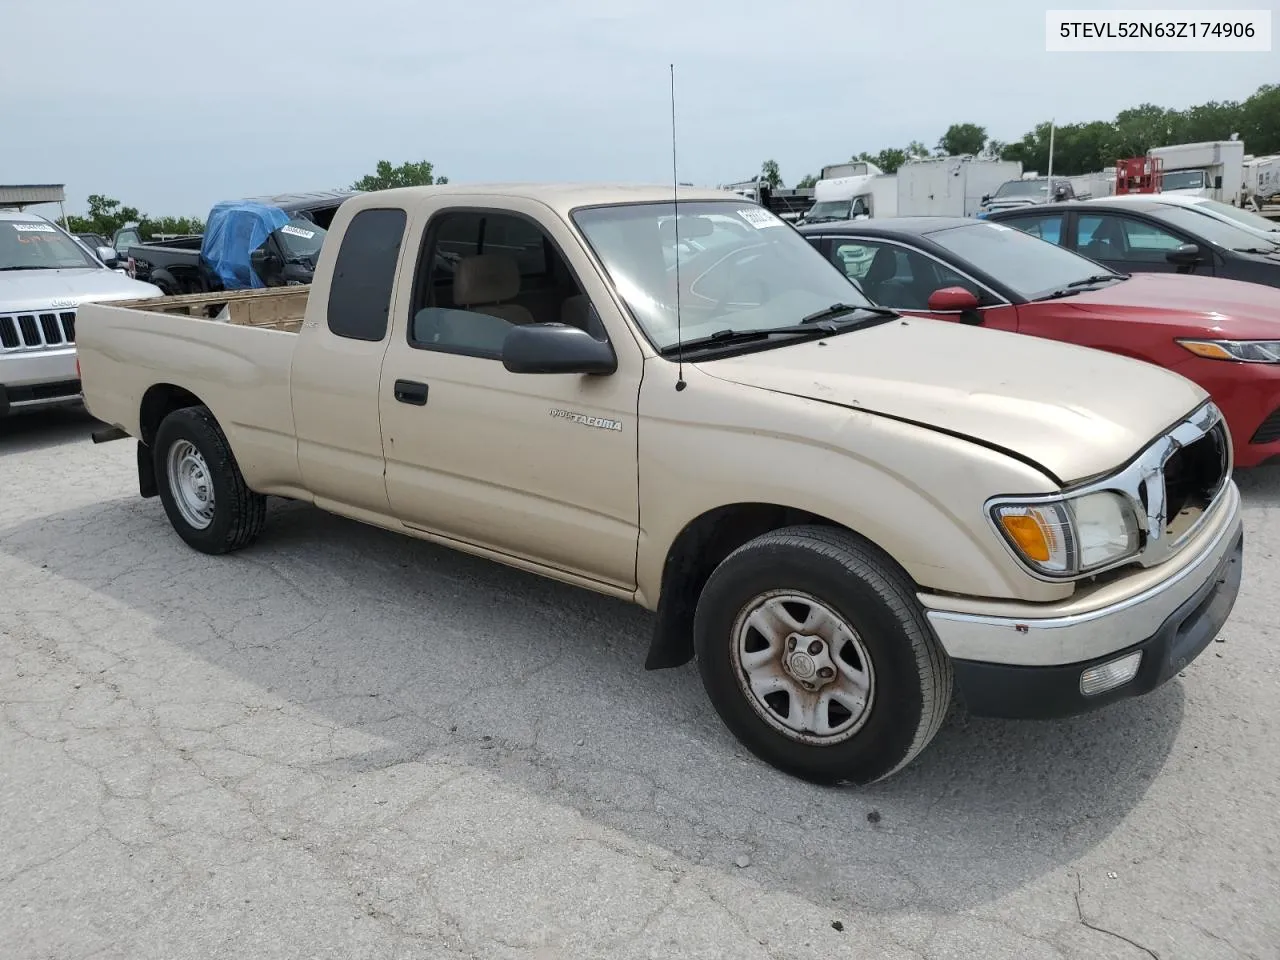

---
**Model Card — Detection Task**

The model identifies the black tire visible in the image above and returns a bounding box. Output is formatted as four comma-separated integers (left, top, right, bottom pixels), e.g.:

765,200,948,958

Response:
153,405,267,555
693,525,952,785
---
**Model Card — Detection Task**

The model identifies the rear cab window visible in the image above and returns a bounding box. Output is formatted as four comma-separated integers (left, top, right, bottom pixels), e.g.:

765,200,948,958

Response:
326,208,408,342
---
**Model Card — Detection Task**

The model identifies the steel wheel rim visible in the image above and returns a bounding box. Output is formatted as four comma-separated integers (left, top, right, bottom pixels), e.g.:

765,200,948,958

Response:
166,439,215,530
731,589,876,745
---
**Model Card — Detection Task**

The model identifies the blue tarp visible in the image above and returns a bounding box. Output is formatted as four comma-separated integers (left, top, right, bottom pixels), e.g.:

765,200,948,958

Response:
200,201,290,290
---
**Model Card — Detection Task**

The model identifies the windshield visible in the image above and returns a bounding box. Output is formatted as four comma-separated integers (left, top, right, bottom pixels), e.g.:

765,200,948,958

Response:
0,219,98,271
1161,170,1207,191
275,218,327,261
571,200,873,351
994,180,1049,198
804,200,854,221
1189,199,1280,233
1150,205,1280,251
928,221,1120,299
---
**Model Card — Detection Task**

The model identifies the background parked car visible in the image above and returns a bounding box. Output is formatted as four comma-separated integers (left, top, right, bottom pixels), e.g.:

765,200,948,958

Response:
984,200,1280,290
798,215,1280,467
1084,192,1280,244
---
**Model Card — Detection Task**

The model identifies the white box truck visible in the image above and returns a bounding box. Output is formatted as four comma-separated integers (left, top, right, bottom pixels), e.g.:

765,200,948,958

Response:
804,162,898,222
896,157,1022,218
1149,140,1245,205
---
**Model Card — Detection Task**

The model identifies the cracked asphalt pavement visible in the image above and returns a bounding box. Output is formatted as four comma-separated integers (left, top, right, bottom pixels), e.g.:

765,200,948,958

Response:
2,407,1278,960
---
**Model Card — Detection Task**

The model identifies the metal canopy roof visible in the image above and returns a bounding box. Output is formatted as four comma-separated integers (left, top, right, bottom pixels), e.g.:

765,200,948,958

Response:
0,184,67,208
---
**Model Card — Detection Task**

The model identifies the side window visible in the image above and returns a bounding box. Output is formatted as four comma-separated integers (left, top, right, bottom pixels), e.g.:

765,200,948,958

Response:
1001,212,1065,246
409,210,588,359
832,241,877,280
1077,214,1182,263
1120,218,1185,260
326,207,407,342
830,239,935,310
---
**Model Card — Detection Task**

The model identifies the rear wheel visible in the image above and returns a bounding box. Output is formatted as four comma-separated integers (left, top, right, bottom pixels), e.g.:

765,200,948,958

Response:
693,525,952,785
153,406,266,554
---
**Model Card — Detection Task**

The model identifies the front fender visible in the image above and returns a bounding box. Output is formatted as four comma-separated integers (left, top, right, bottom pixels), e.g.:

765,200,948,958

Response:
636,368,1069,608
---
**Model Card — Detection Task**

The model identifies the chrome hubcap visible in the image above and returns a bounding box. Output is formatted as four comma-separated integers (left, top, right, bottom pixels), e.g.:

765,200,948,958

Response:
166,440,215,530
731,590,875,744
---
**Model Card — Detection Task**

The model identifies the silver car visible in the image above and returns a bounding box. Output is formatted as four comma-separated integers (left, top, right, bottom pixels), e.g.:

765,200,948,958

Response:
1,211,162,417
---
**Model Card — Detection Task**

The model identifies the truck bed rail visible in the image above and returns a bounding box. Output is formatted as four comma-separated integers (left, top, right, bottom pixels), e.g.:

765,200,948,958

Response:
109,286,310,332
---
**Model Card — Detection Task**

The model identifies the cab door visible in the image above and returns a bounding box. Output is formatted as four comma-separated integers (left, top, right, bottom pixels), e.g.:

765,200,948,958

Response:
376,197,643,590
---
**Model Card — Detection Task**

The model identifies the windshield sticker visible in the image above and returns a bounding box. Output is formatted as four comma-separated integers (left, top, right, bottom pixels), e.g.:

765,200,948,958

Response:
737,208,784,230
280,224,316,240
13,223,56,233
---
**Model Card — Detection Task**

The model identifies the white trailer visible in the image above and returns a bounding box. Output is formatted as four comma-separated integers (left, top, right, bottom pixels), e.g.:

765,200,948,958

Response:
1243,155,1280,208
1148,140,1245,205
896,157,1022,218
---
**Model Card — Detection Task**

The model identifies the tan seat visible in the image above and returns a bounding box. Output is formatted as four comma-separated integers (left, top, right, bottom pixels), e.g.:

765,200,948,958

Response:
560,294,592,329
452,254,534,326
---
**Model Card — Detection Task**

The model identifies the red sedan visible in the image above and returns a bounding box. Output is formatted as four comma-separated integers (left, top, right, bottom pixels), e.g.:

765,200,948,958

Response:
798,217,1280,468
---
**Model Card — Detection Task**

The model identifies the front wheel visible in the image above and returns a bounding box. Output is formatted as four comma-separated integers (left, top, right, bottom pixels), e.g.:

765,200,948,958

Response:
153,406,266,555
693,525,952,785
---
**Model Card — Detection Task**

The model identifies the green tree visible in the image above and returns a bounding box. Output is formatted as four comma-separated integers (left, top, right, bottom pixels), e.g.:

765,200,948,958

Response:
796,174,818,188
65,194,141,236
905,140,930,160
351,159,448,192
760,159,783,188
936,123,988,156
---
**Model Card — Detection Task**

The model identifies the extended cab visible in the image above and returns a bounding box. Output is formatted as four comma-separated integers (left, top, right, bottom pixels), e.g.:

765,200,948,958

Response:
75,185,1244,784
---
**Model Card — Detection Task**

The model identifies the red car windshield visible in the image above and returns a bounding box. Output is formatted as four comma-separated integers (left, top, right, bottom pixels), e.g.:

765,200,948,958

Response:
927,221,1122,300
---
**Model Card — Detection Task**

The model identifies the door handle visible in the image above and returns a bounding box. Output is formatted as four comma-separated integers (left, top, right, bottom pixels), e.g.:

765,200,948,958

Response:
393,379,428,405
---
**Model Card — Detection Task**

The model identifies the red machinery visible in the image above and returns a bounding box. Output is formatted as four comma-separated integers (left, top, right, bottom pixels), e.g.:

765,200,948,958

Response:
1115,155,1163,195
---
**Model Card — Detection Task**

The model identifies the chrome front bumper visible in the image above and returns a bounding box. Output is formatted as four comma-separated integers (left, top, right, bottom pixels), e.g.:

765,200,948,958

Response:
922,480,1243,667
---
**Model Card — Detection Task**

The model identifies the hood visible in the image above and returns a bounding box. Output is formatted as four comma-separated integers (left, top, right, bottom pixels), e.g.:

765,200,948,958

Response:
696,318,1207,484
0,267,162,313
1069,272,1280,336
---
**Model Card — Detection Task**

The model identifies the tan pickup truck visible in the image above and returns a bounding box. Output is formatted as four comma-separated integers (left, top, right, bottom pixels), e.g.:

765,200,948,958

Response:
76,184,1244,784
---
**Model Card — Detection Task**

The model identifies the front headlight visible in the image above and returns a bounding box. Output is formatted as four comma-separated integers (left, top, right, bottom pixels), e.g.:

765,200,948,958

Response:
1177,338,1280,363
992,490,1140,578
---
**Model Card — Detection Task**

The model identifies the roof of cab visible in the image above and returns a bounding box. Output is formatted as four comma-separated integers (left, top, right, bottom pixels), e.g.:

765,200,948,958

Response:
339,183,744,216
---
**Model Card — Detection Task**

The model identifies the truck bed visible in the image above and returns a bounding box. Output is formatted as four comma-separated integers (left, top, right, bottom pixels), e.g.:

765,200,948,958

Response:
109,286,310,333
76,286,312,497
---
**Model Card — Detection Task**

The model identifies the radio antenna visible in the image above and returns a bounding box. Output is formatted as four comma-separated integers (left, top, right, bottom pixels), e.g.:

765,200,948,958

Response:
670,63,686,392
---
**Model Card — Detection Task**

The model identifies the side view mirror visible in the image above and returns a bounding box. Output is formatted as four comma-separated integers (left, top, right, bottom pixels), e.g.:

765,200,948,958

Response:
1054,186,1069,200
927,286,982,322
96,246,120,269
250,247,281,277
502,323,617,375
1214,175,1223,190
981,193,991,203
1166,243,1203,267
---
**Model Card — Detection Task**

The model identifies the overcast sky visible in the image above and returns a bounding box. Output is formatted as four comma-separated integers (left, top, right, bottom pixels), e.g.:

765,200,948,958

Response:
2,0,1275,219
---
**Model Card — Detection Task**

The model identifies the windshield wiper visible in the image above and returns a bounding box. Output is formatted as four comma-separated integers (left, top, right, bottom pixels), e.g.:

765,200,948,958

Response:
0,264,65,271
658,308,896,358
799,302,897,324
1234,246,1280,255
1065,273,1123,288
1032,274,1125,301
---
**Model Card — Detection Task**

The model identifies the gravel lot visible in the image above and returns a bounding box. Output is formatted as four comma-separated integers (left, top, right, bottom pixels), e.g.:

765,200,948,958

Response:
3,407,1278,960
